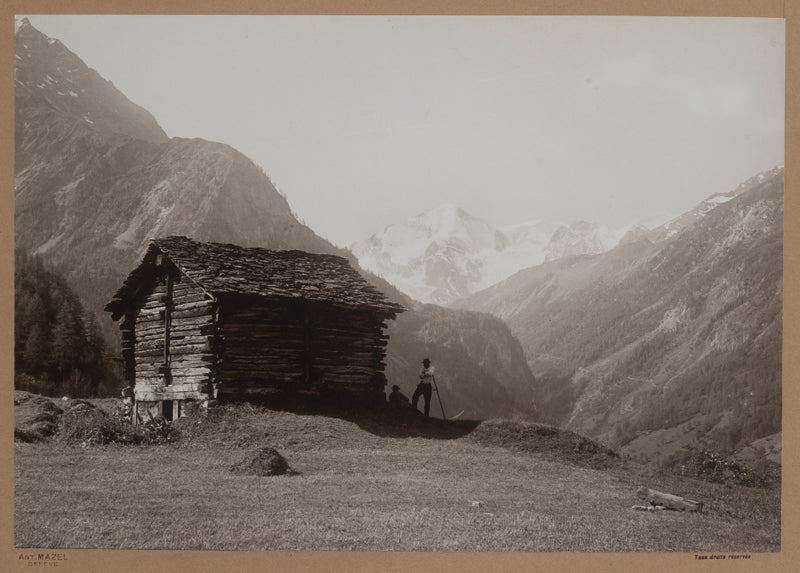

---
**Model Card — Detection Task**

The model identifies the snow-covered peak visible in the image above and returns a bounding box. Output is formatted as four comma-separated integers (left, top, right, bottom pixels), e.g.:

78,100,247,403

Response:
351,204,642,305
15,17,31,35
413,202,465,222
499,219,563,244
370,204,504,265
405,203,494,244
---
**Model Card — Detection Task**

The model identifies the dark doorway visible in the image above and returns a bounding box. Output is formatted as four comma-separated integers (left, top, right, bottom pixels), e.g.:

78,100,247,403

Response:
162,400,174,421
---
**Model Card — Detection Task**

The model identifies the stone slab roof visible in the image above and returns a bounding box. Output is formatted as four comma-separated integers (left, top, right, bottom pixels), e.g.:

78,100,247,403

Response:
105,236,405,320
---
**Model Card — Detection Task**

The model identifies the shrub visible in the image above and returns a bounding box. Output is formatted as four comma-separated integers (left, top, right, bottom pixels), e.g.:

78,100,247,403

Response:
140,416,179,445
58,404,179,446
665,447,779,487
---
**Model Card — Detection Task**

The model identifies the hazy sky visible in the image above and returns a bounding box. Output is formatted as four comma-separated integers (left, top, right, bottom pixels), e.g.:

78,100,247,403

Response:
22,15,785,246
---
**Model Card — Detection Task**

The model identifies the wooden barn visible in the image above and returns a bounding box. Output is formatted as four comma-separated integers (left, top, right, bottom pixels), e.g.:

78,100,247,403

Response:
105,236,405,422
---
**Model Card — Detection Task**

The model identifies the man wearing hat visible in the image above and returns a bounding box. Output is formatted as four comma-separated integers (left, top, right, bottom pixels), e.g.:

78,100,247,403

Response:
411,358,435,416
388,384,410,409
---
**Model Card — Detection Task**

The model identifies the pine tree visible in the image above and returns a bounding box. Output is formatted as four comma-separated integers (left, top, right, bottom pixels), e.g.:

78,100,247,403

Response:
15,249,122,397
23,322,51,376
52,300,84,376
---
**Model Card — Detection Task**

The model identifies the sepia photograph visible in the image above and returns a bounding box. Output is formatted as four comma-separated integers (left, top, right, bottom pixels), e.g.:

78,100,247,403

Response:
10,7,787,566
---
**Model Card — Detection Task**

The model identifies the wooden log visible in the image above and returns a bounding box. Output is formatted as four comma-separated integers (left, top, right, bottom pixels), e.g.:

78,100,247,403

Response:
217,387,283,396
320,378,373,386
137,366,211,377
136,340,168,352
219,365,302,372
221,333,306,342
135,380,211,391
141,293,209,310
218,353,303,360
222,311,295,318
169,334,216,345
140,287,205,300
172,300,215,311
135,326,215,340
136,336,167,345
216,369,301,378
135,313,214,329
137,335,214,351
220,346,304,354
169,286,204,295
136,322,216,338
135,362,213,374
135,369,208,381
135,390,209,401
138,305,215,320
171,343,216,355
313,352,384,361
136,365,212,376
139,304,166,316
314,368,378,377
137,301,214,317
170,317,215,330
136,343,213,357
636,487,704,512
135,382,208,392
220,348,305,356
220,324,303,332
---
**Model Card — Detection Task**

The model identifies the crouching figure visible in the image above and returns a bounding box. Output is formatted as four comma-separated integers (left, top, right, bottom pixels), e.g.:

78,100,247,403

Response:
388,384,410,409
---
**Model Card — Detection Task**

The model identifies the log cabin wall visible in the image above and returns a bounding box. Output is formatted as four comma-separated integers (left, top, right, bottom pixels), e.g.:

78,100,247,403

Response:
215,297,307,398
131,264,217,421
306,303,390,396
215,297,390,400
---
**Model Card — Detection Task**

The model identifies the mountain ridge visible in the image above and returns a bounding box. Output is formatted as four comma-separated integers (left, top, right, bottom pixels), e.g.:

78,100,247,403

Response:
351,163,782,308
14,19,538,422
459,170,782,455
15,17,169,145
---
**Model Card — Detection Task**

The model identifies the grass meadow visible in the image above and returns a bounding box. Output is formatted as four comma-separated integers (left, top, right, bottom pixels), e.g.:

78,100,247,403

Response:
14,402,780,552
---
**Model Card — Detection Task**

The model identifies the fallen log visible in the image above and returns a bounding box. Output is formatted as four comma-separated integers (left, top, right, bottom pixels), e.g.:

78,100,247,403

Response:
636,487,704,512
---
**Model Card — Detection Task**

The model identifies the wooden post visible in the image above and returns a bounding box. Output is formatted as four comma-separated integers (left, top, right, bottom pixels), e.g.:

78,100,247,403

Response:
303,304,311,387
163,272,172,381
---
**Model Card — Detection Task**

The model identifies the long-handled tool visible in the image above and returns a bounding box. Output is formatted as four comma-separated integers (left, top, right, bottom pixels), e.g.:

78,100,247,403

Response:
431,374,447,420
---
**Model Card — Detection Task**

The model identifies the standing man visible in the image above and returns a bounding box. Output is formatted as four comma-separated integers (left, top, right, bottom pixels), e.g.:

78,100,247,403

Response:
411,358,435,416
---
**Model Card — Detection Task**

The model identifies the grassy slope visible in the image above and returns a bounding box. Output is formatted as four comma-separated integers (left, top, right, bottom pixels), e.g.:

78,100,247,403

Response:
14,403,779,552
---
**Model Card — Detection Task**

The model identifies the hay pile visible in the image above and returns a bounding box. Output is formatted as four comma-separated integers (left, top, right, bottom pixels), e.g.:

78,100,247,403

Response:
58,401,124,445
230,447,295,476
14,392,63,442
14,391,180,446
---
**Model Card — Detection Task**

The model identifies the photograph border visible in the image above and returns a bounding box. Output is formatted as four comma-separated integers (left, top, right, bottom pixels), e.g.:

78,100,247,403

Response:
1,1,795,571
